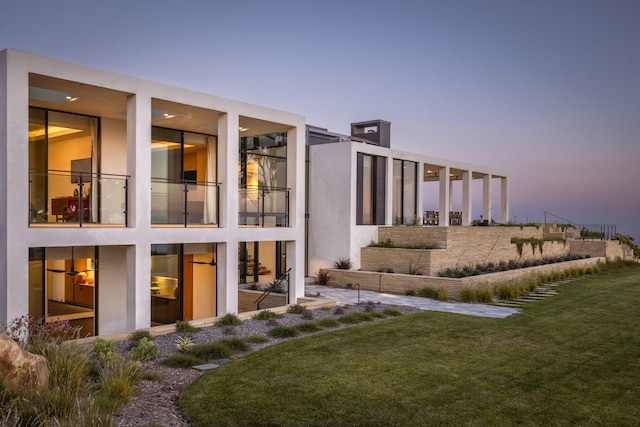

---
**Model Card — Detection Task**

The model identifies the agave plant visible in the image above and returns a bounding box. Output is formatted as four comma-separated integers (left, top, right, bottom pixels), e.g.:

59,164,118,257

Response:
174,335,194,353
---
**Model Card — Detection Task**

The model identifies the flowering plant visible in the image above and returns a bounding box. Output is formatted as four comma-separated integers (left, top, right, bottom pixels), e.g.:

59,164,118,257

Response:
3,313,81,351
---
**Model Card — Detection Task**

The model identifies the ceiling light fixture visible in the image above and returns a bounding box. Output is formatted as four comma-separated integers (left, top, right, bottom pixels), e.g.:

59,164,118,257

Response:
29,87,81,104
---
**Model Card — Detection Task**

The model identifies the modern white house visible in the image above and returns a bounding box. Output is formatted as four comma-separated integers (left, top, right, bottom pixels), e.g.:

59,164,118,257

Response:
306,120,509,274
0,49,306,337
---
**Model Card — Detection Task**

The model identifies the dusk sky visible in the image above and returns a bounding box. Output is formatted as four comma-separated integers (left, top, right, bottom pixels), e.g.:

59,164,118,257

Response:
2,0,639,240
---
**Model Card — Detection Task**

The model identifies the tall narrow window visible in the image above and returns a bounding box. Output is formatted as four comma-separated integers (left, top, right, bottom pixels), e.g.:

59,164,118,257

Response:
392,159,417,224
357,153,386,225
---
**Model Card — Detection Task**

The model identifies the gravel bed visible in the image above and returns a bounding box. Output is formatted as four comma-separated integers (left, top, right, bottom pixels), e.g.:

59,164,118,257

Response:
112,302,422,427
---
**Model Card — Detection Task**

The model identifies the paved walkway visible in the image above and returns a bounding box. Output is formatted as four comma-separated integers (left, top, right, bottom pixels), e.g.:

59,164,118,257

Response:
305,284,520,319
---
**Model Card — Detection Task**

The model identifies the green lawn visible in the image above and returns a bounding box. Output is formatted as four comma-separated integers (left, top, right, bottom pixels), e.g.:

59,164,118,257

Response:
181,266,640,426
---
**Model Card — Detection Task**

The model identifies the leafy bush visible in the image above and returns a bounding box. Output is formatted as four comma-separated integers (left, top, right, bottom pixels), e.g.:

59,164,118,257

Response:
301,309,314,320
176,320,201,333
333,306,345,315
334,257,353,270
129,337,159,361
215,313,242,327
175,335,195,353
268,326,300,338
287,304,308,315
315,270,332,286
295,322,322,333
318,318,341,328
93,337,121,366
128,329,153,345
160,354,205,369
253,310,284,320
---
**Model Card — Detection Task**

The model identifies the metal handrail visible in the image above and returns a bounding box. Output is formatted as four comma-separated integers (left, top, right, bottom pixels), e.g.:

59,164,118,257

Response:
254,268,292,310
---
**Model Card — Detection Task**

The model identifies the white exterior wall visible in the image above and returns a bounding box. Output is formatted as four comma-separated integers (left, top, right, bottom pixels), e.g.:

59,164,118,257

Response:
306,139,509,275
0,49,305,335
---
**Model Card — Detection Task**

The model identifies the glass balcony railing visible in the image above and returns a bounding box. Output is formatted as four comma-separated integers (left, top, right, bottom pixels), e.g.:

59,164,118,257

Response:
239,186,289,227
29,169,128,227
151,178,219,226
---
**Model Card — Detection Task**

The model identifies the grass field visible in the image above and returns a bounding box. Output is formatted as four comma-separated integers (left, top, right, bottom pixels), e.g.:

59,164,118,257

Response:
181,266,640,426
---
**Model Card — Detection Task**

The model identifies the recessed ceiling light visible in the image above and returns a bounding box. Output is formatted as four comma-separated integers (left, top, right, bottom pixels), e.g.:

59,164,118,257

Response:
29,87,81,104
239,126,250,132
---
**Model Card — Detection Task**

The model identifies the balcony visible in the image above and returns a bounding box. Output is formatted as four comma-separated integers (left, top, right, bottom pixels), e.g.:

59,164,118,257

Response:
29,169,128,227
151,178,219,227
239,186,289,227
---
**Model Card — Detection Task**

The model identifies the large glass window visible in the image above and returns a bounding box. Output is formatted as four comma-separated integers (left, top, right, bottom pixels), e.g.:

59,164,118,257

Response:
393,159,417,224
151,127,218,225
29,246,97,337
151,243,217,325
239,132,288,226
28,108,99,224
238,241,288,312
357,153,386,225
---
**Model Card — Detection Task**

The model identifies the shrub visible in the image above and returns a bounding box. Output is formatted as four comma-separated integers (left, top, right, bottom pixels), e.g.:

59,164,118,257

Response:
93,337,121,366
3,314,81,353
405,289,416,296
318,318,341,328
315,270,332,286
128,329,153,345
175,335,195,353
287,304,308,315
476,287,494,303
460,288,477,303
219,338,250,352
245,335,270,344
338,313,363,324
295,322,322,333
129,337,159,361
383,308,403,317
436,289,449,301
160,354,205,369
215,313,242,327
333,306,345,315
176,320,201,333
268,326,299,338
301,310,314,320
96,358,142,408
253,310,284,320
189,342,233,360
334,257,353,270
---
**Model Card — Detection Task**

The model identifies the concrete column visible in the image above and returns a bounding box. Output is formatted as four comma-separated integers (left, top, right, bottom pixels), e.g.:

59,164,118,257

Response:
385,156,394,225
439,166,450,226
216,242,238,315
127,93,152,229
462,170,473,226
126,93,152,330
501,177,509,224
1,51,31,321
483,174,492,223
218,112,239,229
449,179,454,211
416,162,424,224
217,112,239,314
286,240,304,304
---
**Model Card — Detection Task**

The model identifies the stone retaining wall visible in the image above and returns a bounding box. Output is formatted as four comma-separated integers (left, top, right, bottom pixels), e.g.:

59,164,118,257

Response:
322,257,604,301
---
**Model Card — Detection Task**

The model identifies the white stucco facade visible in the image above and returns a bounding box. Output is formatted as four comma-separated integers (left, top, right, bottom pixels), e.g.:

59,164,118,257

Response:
307,126,509,274
0,49,306,336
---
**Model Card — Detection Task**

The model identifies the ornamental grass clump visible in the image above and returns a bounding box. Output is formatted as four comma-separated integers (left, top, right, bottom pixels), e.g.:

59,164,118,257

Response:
253,310,284,320
176,320,201,333
287,304,308,315
268,326,299,339
188,342,233,360
215,313,242,327
160,354,205,369
318,318,341,328
295,322,322,333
